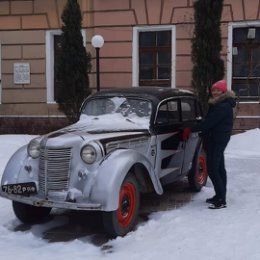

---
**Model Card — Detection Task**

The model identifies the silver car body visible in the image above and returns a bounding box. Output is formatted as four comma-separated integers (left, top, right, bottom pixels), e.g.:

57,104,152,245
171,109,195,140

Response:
0,87,202,212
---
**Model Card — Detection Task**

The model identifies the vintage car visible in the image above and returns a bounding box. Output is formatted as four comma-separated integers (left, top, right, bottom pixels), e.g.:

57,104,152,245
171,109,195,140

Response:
0,87,207,237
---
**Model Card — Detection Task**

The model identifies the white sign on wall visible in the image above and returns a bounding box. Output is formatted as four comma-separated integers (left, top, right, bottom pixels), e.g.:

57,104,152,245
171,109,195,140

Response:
13,63,30,84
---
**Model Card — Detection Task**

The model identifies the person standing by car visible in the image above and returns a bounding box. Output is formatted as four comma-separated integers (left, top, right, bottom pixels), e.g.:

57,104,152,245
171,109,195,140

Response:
183,79,236,209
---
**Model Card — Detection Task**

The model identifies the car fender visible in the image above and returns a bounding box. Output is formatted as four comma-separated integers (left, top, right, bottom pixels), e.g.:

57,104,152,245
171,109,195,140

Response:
90,149,163,211
1,145,38,186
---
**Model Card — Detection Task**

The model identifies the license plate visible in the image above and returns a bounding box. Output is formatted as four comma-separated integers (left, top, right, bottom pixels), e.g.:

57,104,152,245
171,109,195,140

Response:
1,182,37,196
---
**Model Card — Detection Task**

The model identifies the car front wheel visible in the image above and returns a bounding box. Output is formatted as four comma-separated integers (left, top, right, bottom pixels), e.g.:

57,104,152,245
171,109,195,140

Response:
188,145,208,192
102,174,140,237
12,201,52,223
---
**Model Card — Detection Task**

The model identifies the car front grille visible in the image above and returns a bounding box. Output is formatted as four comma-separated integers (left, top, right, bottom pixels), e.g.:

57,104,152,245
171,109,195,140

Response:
39,147,72,196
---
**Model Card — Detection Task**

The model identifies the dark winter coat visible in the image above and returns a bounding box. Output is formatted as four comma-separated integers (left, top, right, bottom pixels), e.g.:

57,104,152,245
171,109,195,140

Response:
191,91,236,202
191,91,237,142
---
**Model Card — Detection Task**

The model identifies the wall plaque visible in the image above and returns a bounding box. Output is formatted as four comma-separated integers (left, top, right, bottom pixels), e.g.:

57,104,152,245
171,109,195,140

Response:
14,63,30,84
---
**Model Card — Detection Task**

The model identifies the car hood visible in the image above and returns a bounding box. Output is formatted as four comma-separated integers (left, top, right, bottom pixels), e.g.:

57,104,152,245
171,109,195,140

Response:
45,121,150,146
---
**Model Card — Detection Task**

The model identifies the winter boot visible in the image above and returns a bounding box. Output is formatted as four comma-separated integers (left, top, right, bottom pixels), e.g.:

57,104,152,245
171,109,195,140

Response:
208,199,227,209
206,195,217,204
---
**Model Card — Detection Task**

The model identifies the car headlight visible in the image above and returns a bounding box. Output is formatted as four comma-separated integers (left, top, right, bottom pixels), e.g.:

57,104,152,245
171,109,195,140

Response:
27,138,41,159
81,145,97,164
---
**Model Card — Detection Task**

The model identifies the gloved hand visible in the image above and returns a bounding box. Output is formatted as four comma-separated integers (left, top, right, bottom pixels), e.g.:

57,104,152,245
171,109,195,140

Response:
182,127,191,141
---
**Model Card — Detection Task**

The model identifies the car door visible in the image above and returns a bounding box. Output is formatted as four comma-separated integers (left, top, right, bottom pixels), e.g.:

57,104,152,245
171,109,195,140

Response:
153,99,185,181
180,98,201,175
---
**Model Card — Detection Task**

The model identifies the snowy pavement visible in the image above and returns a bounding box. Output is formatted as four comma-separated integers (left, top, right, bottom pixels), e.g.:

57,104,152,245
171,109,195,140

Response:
0,129,260,260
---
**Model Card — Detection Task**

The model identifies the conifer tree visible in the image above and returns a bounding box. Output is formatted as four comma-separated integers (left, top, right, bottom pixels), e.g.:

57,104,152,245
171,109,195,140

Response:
191,0,224,113
56,0,91,123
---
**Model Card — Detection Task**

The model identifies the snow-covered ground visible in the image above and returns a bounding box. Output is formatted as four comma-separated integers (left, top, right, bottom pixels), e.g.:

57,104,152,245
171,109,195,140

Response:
0,129,260,260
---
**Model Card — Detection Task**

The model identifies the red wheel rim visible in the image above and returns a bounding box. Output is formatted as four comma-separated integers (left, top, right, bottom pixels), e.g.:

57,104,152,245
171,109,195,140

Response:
117,182,136,227
196,154,207,185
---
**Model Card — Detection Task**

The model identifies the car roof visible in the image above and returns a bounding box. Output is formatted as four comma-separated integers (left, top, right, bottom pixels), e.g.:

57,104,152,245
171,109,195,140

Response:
88,87,195,103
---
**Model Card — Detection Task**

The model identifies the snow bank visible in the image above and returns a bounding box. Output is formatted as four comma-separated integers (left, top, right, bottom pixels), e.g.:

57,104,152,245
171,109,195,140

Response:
225,128,260,158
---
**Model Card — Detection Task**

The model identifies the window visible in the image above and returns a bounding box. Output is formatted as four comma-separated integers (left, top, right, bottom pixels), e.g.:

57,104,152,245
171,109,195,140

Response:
46,30,86,103
181,99,196,121
139,30,171,86
0,43,1,104
156,100,180,124
46,30,62,103
54,35,62,102
232,27,260,100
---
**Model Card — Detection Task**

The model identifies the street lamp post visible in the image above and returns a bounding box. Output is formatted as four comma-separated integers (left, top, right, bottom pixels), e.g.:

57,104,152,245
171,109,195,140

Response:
91,35,104,92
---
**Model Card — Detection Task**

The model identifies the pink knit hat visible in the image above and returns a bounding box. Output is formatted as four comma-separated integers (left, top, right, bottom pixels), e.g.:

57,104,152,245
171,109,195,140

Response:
211,80,227,93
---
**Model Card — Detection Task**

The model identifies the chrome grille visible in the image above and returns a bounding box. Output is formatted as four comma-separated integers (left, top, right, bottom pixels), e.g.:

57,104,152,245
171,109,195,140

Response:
39,147,72,195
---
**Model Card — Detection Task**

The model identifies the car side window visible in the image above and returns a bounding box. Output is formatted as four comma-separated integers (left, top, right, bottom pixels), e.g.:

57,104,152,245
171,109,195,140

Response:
156,100,180,124
181,99,196,121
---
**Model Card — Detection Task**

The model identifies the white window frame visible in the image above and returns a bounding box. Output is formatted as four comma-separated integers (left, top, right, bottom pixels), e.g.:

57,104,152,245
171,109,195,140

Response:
46,30,87,103
227,21,260,95
132,25,176,88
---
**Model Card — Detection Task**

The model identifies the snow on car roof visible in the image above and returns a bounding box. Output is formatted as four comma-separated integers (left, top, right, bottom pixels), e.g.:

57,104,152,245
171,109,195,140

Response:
87,87,195,103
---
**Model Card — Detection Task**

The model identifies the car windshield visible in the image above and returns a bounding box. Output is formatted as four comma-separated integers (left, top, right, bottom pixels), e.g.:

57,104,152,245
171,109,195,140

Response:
79,97,152,131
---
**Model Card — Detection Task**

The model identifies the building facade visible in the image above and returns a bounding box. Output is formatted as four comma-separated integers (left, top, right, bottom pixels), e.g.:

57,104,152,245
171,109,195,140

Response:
0,0,260,133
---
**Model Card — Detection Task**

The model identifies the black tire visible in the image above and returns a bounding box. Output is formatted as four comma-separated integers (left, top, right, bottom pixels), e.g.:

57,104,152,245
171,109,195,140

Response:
188,144,208,192
12,201,52,223
102,174,140,237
